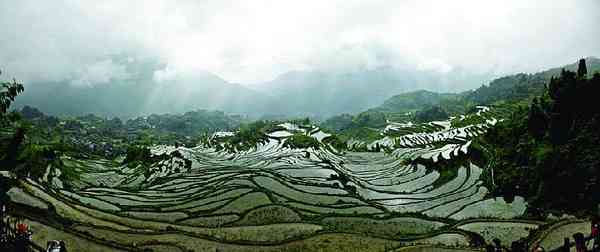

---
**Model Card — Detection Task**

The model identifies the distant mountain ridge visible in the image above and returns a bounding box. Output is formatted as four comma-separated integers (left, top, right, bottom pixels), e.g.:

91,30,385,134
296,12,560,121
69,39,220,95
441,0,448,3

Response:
10,56,600,119
463,56,600,105
12,58,272,118
372,90,458,113
365,57,600,120
254,66,489,117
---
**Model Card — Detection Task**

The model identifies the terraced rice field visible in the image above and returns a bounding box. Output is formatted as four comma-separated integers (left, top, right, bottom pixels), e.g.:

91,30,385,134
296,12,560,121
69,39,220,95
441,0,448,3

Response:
5,106,563,251
534,220,594,251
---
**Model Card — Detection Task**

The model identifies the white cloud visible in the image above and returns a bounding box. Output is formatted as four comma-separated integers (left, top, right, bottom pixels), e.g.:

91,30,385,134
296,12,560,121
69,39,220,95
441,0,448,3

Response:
152,66,178,83
418,59,454,74
1,0,599,85
70,59,129,87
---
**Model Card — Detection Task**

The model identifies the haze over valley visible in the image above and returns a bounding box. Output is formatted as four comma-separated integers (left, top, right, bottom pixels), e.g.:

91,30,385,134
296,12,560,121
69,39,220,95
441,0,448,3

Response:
1,1,600,251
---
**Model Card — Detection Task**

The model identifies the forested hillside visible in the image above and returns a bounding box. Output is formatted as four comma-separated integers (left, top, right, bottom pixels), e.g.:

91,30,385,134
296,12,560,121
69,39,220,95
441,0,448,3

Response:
374,58,600,118
368,90,464,121
478,59,600,213
319,59,600,214
320,58,600,146
464,57,600,105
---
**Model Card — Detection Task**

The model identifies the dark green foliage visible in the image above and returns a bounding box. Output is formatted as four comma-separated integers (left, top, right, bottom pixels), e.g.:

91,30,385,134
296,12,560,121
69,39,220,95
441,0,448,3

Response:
337,127,381,143
16,143,57,179
527,98,547,141
353,111,387,128
320,111,386,143
482,59,600,213
577,58,587,78
322,134,347,151
230,120,272,147
216,120,281,151
6,111,22,123
63,119,83,130
362,90,469,122
19,105,44,120
373,90,461,115
2,127,26,167
326,172,357,194
322,58,600,133
466,73,542,105
322,111,385,131
321,114,354,131
9,106,241,159
467,57,600,106
0,70,28,176
105,117,123,131
414,106,449,123
122,145,191,177
123,145,153,167
18,106,59,127
0,71,25,124
140,110,242,136
548,112,572,145
283,134,320,149
290,117,311,126
480,107,540,198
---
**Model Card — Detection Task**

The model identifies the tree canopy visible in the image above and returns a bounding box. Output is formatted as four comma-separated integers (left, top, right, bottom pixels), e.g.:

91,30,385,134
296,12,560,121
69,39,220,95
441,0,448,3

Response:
0,70,24,124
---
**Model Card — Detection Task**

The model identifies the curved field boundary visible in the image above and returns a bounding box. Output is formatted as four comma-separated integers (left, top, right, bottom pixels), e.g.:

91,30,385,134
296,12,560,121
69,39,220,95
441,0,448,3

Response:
530,218,591,251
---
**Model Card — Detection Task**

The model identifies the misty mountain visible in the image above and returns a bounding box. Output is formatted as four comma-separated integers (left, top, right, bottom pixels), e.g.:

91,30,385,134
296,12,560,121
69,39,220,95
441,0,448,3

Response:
363,57,600,121
13,56,597,119
463,56,600,105
319,57,600,126
11,58,489,118
13,58,272,118
371,90,459,114
253,66,489,117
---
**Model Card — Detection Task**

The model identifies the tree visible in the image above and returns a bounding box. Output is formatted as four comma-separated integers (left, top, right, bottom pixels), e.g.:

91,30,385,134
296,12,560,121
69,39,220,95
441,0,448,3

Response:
0,70,25,124
548,76,559,100
123,145,152,166
414,106,449,123
0,70,26,178
20,106,44,120
528,98,547,141
322,114,354,131
577,58,587,79
354,111,387,128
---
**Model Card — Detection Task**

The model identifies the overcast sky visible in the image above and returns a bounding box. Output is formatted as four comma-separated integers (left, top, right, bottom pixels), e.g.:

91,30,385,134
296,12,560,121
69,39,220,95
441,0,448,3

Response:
1,0,599,85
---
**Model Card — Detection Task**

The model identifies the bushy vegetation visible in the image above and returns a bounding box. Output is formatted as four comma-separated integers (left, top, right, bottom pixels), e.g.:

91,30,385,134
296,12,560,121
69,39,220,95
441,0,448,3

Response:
283,134,320,149
122,145,153,167
480,59,600,213
215,120,281,151
414,106,449,123
321,111,387,132
321,114,354,132
0,72,24,125
373,90,459,115
15,143,59,179
322,134,347,151
323,58,600,131
320,111,386,143
134,110,242,136
338,127,381,143
465,57,600,106
1,105,242,160
353,111,387,128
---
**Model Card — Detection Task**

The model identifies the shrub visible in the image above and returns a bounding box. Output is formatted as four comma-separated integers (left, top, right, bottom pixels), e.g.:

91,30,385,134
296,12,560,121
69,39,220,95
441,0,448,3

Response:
284,134,320,149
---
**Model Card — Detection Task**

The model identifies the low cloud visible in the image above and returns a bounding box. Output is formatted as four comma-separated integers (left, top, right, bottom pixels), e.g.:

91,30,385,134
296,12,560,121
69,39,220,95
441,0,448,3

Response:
70,59,130,87
152,66,178,83
1,0,599,87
